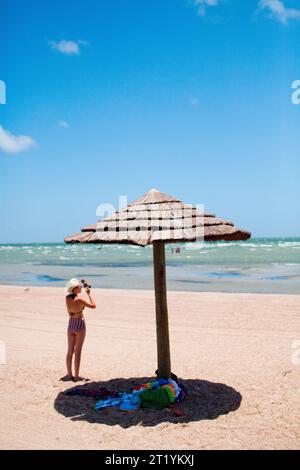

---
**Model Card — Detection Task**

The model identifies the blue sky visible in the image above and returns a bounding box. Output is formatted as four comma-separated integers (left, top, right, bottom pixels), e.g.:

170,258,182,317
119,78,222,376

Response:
0,0,300,242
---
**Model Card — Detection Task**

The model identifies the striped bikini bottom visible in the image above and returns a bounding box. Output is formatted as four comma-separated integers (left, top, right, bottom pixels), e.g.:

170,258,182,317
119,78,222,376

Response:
68,317,86,333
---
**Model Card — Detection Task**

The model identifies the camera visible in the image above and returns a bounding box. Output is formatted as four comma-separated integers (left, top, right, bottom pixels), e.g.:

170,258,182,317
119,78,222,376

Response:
81,279,91,289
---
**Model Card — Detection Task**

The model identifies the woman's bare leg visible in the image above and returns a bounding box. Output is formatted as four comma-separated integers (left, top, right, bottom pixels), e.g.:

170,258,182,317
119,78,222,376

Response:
74,328,86,380
66,332,76,379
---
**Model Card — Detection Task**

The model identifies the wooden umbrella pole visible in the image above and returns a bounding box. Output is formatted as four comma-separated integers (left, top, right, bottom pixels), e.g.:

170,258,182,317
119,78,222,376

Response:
153,240,171,379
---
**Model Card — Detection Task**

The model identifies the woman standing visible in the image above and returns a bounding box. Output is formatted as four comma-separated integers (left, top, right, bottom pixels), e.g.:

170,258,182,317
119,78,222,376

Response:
64,278,96,382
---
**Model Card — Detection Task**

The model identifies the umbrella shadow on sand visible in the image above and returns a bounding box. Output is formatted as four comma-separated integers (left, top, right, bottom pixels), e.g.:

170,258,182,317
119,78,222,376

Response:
54,377,242,428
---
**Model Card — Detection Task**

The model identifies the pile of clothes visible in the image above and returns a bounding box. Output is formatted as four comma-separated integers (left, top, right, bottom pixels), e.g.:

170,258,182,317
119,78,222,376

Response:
65,387,118,401
94,378,186,412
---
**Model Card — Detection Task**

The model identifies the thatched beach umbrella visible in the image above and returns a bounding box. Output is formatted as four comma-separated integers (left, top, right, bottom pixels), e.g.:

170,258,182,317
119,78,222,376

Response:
65,189,251,379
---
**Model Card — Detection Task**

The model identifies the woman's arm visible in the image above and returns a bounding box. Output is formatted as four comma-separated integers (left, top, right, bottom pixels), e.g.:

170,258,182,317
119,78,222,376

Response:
80,287,96,309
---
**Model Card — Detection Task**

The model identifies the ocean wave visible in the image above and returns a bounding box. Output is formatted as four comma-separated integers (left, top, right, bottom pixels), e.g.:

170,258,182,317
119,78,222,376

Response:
278,242,300,247
257,244,274,248
214,243,239,247
239,243,263,248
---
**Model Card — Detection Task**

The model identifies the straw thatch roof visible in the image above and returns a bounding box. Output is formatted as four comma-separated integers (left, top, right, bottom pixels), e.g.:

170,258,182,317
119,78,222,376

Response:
64,189,251,247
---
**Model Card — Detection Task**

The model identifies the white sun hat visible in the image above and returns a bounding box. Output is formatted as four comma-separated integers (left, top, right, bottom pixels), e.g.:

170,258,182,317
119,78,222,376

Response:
65,278,81,296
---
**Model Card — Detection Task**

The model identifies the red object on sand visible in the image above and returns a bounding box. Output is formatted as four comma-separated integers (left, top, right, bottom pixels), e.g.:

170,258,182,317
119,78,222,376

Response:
170,404,184,417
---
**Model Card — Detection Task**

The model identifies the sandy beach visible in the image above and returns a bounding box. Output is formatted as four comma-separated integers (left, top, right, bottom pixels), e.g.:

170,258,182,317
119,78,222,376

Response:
0,285,299,450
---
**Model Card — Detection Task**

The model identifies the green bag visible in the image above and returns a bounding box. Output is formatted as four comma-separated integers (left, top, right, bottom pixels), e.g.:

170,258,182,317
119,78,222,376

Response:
140,387,172,410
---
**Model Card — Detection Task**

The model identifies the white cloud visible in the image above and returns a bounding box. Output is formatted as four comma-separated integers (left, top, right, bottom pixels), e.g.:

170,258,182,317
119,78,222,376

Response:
189,96,200,106
48,39,89,55
193,0,219,16
57,120,70,128
0,126,37,154
194,0,219,5
258,0,300,24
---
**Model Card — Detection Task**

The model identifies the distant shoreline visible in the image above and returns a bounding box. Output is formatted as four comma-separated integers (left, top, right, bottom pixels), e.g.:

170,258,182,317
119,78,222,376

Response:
0,282,299,296
1,239,299,294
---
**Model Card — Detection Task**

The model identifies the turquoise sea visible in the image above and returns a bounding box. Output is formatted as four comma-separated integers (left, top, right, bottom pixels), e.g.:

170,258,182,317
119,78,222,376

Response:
0,238,299,294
